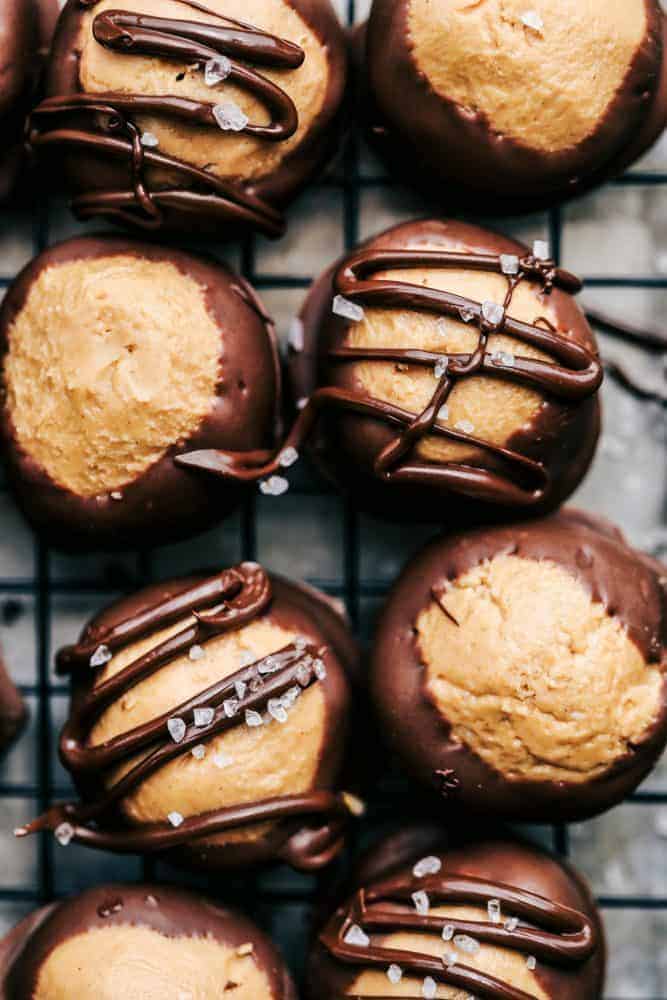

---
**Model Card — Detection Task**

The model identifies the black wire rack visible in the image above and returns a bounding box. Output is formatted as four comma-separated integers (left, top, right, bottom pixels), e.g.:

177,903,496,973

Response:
1,0,667,995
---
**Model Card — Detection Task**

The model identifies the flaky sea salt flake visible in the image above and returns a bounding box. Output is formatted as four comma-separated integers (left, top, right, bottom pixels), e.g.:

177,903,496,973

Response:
442,924,455,942
191,744,206,759
90,644,112,668
245,709,263,727
259,475,289,496
204,55,232,86
279,446,299,468
194,707,214,727
167,717,186,743
332,294,364,322
296,662,312,686
140,131,159,147
344,924,370,947
533,239,550,260
168,811,184,827
434,356,449,380
412,890,430,915
267,698,289,723
413,855,442,878
505,916,519,931
55,822,74,846
422,977,437,999
387,964,403,984
223,698,240,718
526,956,537,971
454,935,480,955
459,305,476,323
234,680,247,700
188,644,205,661
488,899,502,923
482,300,505,326
500,253,520,275
342,791,366,816
313,658,327,680
213,101,248,132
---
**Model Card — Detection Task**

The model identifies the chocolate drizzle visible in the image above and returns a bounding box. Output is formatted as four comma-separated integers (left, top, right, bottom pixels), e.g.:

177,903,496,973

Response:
320,870,597,1000
27,0,305,233
16,563,351,870
177,247,603,508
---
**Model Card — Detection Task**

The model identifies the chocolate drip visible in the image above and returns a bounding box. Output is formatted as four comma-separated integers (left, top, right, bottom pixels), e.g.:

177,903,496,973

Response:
16,563,350,869
27,0,305,233
320,871,597,1000
177,248,602,508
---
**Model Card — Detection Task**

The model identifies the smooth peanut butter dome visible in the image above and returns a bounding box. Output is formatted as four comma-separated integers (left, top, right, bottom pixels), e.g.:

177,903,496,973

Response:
16,563,357,870
0,884,297,999
0,235,281,550
363,0,667,207
371,510,667,822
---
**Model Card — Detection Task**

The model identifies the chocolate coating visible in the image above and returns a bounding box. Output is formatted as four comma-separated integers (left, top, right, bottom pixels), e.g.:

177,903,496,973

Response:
371,509,667,823
0,652,26,756
360,0,667,213
0,882,297,998
0,235,281,552
179,218,601,524
307,825,605,1000
18,562,360,871
29,0,347,237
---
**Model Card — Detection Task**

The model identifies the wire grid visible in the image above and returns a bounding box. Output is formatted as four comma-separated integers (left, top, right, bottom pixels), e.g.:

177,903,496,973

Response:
0,0,667,994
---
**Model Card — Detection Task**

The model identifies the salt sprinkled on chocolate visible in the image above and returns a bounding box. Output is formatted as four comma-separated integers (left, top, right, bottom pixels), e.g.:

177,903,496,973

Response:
188,644,205,661
412,855,442,878
387,963,403,984
223,698,239,717
455,934,480,955
438,404,449,421
193,707,214,727
191,744,206,759
90,644,112,668
140,131,159,148
488,898,502,923
491,349,516,368
279,446,299,468
481,300,505,326
55,822,74,846
500,253,520,275
342,791,366,816
442,924,455,942
110,491,123,501
245,708,263,727
505,916,519,931
167,811,184,827
213,101,248,132
234,679,247,700
412,890,430,915
344,924,370,947
167,717,186,743
259,475,289,496
533,239,550,261
267,698,288,723
332,294,364,322
314,658,327,680
204,55,232,86
422,977,436,999
296,662,312,686
434,357,448,379
458,306,476,324
527,955,537,970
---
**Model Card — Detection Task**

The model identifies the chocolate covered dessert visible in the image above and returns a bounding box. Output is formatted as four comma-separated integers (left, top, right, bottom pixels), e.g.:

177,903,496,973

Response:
28,0,347,236
16,562,359,871
0,235,282,550
371,509,667,823
308,824,605,999
178,219,603,524
0,882,297,998
360,0,667,211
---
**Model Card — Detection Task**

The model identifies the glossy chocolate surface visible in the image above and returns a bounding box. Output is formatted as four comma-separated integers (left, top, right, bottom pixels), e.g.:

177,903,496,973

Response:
308,825,605,999
17,562,359,870
0,883,297,998
30,0,347,235
371,508,667,823
0,235,281,551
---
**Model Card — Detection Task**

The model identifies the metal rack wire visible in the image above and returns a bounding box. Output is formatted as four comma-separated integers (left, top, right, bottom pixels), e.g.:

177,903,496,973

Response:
0,0,666,994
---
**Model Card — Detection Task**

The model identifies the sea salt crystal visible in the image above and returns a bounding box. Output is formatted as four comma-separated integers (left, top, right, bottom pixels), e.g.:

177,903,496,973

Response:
268,698,289,723
342,791,366,816
344,924,370,947
296,662,312,686
288,317,304,352
442,924,455,942
258,654,281,675
193,707,214,727
434,356,448,379
90,644,112,668
526,956,537,971
213,101,248,132
234,680,247,700
259,475,289,496
140,131,159,147
412,890,430,915
332,294,364,322
505,916,519,931
521,10,544,33
223,698,240,718
313,658,327,680
245,709,263,727
237,942,254,956
533,239,550,261
422,977,437,999
459,306,476,323
454,935,480,955
492,350,515,367
188,644,205,661
168,811,184,828
204,55,232,86
488,899,502,923
444,952,457,967
281,686,301,708
455,419,475,435
387,964,403,984
297,396,308,410
213,751,233,768
438,405,449,421
279,446,299,468
167,717,186,743
110,491,123,501
191,744,206,759
55,822,74,846
482,300,505,326
500,253,520,275
413,855,442,878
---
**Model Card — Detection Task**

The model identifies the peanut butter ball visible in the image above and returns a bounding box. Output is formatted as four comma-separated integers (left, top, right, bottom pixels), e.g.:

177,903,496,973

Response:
0,235,281,550
361,0,667,211
191,217,598,524
371,509,667,823
1,883,297,999
308,825,605,1000
17,562,359,871
29,0,347,236
0,0,58,201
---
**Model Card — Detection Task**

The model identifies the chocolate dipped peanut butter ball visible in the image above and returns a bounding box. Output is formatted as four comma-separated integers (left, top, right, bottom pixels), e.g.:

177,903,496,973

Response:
361,0,667,212
17,562,359,871
371,509,667,823
179,219,602,523
0,0,59,202
308,824,605,1000
28,0,347,236
0,235,282,550
0,882,297,999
